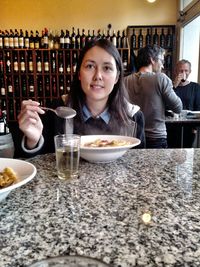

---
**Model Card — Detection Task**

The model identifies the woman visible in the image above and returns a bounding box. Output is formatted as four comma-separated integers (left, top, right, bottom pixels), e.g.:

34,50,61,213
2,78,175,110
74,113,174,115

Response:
18,39,145,157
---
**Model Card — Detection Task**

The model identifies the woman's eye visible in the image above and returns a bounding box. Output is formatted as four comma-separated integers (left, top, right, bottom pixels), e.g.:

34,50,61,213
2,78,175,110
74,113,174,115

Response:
104,66,113,71
86,64,94,69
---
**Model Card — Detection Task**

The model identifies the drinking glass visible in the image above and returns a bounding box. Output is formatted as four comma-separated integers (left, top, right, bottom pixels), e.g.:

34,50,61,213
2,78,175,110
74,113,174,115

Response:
54,134,80,180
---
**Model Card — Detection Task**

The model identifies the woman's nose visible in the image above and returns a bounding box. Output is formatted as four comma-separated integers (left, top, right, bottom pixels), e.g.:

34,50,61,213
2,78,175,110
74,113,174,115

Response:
93,68,103,80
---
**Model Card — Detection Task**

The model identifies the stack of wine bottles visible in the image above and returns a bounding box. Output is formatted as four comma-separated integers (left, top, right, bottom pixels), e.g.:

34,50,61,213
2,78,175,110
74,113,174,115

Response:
0,27,129,50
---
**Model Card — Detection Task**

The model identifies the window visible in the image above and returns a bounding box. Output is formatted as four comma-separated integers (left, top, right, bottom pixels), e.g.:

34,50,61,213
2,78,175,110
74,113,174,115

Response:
177,0,200,83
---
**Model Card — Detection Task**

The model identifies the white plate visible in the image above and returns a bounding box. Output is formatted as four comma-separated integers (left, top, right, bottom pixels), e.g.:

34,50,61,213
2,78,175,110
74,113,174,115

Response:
0,158,37,202
80,135,140,163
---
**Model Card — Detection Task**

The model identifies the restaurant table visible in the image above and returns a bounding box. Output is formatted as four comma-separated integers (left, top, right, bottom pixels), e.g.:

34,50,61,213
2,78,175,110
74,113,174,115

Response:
166,116,200,148
1,149,200,267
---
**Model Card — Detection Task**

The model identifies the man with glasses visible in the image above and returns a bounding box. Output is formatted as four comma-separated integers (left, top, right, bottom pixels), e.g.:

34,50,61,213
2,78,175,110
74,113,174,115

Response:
124,45,182,148
173,59,200,147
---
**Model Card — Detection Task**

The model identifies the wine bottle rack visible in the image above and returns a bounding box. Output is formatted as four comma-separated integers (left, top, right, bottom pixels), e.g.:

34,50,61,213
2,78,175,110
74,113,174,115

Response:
0,48,130,122
127,25,176,78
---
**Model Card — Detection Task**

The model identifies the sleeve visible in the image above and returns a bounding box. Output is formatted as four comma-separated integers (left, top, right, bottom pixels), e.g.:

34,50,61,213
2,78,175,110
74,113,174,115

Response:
159,73,183,113
132,110,146,148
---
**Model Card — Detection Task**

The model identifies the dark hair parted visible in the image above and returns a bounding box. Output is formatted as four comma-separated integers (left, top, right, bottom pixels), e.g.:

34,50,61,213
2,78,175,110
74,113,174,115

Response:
68,38,131,124
136,45,165,70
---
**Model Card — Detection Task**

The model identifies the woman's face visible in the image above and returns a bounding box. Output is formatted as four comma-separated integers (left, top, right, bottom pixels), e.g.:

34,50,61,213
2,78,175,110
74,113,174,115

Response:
79,46,119,105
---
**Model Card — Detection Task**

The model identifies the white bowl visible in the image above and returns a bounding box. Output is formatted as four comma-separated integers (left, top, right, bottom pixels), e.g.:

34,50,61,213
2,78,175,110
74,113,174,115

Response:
0,158,37,202
80,135,140,163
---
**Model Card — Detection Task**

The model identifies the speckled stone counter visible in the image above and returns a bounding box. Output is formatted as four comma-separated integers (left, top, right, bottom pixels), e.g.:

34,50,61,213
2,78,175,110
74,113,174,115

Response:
1,149,200,267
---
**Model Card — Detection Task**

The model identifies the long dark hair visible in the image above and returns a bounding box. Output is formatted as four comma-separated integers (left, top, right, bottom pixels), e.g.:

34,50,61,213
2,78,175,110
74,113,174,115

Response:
68,38,131,124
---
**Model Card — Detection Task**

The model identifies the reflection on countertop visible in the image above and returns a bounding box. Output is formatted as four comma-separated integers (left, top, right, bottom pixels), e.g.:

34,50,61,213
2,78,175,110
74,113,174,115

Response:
1,149,200,267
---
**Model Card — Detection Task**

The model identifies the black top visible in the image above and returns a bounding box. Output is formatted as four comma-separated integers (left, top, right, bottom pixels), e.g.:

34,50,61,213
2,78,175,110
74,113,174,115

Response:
174,82,200,111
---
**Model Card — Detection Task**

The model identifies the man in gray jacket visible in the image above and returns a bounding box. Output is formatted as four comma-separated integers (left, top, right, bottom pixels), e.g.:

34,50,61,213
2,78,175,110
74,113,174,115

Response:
124,45,182,148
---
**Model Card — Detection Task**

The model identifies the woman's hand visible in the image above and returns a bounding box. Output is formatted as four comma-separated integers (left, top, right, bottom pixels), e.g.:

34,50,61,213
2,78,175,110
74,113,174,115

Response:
17,100,45,149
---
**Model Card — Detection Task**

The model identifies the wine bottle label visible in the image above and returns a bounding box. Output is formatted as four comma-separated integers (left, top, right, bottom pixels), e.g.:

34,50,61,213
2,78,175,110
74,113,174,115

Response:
9,38,14,48
65,37,70,44
29,62,33,72
21,62,25,72
44,36,48,45
14,62,19,72
44,62,49,72
60,37,64,44
35,42,40,49
0,38,3,48
14,37,19,48
59,65,64,73
30,42,34,49
19,38,24,47
1,87,6,95
112,37,117,47
37,62,42,72
4,37,9,48
25,38,29,48
29,85,34,92
8,85,13,93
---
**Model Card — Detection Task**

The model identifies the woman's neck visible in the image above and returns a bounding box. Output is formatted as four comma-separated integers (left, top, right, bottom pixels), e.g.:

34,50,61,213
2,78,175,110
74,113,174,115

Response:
86,99,107,117
139,65,153,73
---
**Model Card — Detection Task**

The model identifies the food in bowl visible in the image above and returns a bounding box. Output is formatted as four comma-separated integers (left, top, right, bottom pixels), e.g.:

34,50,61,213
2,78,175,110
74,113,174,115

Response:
0,167,19,189
84,138,131,147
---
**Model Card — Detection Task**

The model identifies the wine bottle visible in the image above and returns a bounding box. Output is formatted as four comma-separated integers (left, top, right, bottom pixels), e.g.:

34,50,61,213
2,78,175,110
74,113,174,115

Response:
14,29,19,49
9,29,14,49
48,30,54,49
116,30,121,48
14,76,20,97
131,29,137,49
72,51,77,73
13,52,19,72
160,28,165,48
111,30,117,47
64,30,70,49
75,28,81,49
80,29,86,48
28,52,33,73
66,52,71,74
52,76,57,97
58,52,64,73
4,30,9,49
36,52,42,73
7,76,13,97
91,30,96,40
145,28,152,46
0,52,4,74
121,30,128,48
20,52,26,73
59,29,65,49
37,77,43,97
166,28,172,49
45,76,50,97
8,100,14,121
28,76,34,97
153,28,159,45
59,76,64,94
29,31,35,49
71,27,76,49
122,51,128,72
19,29,24,49
138,29,143,49
6,52,11,73
44,52,49,73
97,29,101,39
43,28,49,49
35,30,40,49
25,30,30,49
106,29,111,41
86,30,91,44
0,77,6,96
66,79,70,92
0,30,3,49
51,51,56,73
21,77,27,97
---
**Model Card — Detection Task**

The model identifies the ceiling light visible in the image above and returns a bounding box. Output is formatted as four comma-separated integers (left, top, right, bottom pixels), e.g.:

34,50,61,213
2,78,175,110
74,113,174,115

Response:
147,0,156,3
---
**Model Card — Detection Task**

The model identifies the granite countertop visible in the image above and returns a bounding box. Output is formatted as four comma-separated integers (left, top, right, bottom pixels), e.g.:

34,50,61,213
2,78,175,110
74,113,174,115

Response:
1,149,200,267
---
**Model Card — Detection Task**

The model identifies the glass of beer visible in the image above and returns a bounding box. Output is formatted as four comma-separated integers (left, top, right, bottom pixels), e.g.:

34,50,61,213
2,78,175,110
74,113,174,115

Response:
54,134,80,180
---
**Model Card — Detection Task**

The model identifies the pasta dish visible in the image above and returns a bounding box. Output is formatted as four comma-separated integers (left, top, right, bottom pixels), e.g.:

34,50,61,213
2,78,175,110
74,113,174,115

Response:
0,167,18,189
84,139,131,147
